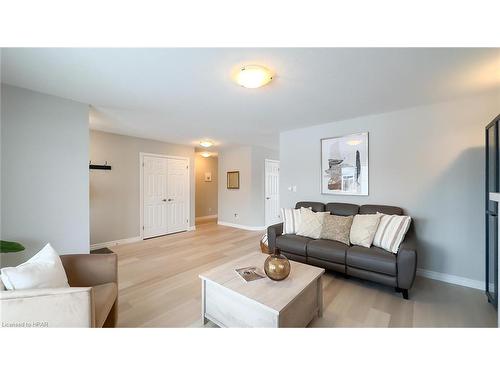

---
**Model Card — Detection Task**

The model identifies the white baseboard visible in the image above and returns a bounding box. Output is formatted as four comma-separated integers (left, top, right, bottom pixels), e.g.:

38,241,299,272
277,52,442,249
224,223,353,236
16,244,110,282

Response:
217,221,266,231
188,226,196,231
417,268,484,290
196,215,218,220
90,236,142,251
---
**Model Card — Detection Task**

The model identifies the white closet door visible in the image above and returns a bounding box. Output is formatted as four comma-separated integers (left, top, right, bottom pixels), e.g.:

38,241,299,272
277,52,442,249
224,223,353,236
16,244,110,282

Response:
166,158,189,234
143,156,169,238
265,160,281,226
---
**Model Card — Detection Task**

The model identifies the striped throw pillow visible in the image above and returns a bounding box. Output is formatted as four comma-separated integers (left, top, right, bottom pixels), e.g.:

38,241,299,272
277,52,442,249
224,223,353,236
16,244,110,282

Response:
373,214,412,253
281,207,310,234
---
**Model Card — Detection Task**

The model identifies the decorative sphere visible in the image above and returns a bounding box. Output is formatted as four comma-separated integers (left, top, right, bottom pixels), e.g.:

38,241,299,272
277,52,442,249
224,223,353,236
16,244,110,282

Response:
264,252,291,281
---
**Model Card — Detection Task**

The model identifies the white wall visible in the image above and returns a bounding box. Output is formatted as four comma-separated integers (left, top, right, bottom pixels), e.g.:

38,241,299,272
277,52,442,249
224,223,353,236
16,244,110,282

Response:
89,130,196,245
1,85,90,266
280,91,500,283
218,145,278,229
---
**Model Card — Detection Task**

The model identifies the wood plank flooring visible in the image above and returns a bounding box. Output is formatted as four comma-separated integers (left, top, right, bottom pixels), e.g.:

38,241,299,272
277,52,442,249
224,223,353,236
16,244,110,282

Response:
111,220,497,328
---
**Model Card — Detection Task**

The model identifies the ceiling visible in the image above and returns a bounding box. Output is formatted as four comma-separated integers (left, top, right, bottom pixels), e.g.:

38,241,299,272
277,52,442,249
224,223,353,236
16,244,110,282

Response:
2,48,499,150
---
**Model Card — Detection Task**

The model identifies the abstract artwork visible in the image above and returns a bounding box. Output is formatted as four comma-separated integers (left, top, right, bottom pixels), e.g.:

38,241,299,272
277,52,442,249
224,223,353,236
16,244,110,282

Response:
321,132,368,195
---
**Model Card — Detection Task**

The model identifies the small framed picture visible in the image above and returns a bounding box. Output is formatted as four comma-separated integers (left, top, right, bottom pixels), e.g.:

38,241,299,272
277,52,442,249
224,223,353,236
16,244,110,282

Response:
227,171,240,189
204,172,212,182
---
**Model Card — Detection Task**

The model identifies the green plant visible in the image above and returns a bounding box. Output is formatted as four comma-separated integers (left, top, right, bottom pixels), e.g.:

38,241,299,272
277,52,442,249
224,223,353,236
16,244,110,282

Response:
0,240,25,253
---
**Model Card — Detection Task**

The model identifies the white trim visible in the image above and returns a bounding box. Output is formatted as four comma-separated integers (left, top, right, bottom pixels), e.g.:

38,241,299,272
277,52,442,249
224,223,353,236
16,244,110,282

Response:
188,226,196,231
90,236,141,251
264,158,280,163
417,268,484,290
139,152,191,240
217,221,266,231
196,215,218,220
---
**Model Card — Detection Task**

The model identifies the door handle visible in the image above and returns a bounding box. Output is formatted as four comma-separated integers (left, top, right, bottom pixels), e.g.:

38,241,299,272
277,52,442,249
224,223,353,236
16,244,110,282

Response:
266,197,270,200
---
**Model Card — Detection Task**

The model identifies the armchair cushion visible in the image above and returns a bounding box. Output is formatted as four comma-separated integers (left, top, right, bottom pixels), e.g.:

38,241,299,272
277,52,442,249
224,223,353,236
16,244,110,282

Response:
0,243,69,290
0,287,94,327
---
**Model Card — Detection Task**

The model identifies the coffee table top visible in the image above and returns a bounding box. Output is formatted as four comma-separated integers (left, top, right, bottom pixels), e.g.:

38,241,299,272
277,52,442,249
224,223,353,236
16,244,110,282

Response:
199,252,324,313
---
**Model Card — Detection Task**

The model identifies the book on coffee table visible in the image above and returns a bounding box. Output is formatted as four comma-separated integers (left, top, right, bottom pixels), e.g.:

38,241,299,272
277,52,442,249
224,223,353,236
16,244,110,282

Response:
235,266,265,282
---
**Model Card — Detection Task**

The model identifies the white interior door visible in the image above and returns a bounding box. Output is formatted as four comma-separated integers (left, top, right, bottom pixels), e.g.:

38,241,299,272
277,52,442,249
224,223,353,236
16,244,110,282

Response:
265,160,280,226
143,156,169,238
166,158,189,234
142,155,189,239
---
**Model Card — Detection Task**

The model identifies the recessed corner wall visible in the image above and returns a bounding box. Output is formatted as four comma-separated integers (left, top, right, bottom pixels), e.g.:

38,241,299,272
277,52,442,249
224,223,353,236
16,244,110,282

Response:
195,154,218,218
280,91,500,282
218,145,278,229
1,84,90,266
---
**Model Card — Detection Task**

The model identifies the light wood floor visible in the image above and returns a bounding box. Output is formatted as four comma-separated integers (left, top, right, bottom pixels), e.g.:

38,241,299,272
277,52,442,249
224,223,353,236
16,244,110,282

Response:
112,220,497,328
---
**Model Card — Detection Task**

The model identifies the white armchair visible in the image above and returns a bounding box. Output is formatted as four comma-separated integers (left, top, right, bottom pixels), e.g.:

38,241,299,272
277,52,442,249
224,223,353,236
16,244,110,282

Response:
0,253,118,328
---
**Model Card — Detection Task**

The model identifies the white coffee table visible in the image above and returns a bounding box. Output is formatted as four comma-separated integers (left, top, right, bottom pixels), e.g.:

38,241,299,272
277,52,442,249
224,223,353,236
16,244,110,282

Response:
199,252,324,328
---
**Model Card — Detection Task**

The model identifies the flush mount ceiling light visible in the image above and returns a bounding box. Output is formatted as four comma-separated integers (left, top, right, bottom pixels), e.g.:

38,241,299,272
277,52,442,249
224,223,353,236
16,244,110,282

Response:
200,152,211,158
235,65,274,89
199,140,213,148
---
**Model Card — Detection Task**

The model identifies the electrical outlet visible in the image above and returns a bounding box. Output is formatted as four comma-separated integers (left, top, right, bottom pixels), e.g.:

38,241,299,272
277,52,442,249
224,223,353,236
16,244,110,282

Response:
234,213,239,220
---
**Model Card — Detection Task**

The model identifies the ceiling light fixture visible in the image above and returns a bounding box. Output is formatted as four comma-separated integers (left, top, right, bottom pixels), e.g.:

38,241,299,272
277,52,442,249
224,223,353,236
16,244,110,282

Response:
235,65,274,89
199,140,213,148
200,152,211,158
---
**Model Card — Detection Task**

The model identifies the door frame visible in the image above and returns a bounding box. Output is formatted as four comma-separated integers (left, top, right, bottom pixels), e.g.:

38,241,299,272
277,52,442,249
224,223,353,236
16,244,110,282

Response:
139,152,191,240
264,159,280,227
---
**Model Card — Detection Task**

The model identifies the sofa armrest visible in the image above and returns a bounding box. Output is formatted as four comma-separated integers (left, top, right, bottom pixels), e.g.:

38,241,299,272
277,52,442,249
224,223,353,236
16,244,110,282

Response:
397,239,418,290
60,254,117,287
0,287,95,327
267,222,284,252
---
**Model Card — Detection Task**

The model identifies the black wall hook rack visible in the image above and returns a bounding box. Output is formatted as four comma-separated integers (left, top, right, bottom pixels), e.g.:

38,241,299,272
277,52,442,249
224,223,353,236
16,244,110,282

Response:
89,161,112,170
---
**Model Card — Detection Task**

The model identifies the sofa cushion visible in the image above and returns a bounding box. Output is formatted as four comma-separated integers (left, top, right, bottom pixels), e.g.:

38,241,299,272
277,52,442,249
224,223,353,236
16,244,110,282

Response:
307,239,348,264
346,246,397,276
296,208,329,239
295,201,325,212
349,213,382,248
320,214,354,245
0,243,69,290
325,203,359,216
276,234,311,256
359,204,402,215
93,282,117,328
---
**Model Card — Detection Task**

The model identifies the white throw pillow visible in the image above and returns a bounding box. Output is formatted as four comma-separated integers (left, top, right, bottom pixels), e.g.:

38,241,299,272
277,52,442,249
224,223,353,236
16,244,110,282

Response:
373,213,412,253
281,207,310,234
0,243,69,290
296,207,329,239
349,213,382,248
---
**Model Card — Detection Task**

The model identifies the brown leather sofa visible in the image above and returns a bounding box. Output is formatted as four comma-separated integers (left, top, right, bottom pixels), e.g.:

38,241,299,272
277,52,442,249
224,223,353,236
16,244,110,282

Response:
267,202,417,299
1,253,118,327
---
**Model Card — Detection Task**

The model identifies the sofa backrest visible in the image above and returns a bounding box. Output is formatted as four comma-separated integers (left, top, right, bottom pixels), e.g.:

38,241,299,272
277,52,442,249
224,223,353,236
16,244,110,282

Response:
295,201,325,212
325,203,359,216
359,204,403,215
294,202,404,216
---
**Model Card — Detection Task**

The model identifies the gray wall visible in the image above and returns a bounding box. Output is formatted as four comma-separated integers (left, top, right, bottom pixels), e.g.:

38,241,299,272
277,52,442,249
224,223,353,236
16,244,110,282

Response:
195,154,218,218
1,85,90,266
218,145,278,228
280,91,500,282
89,130,195,245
